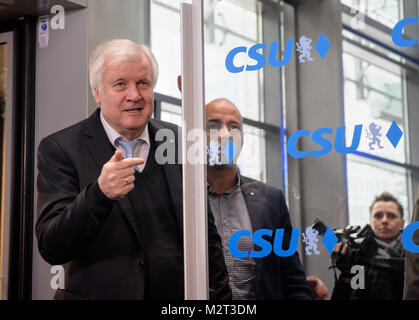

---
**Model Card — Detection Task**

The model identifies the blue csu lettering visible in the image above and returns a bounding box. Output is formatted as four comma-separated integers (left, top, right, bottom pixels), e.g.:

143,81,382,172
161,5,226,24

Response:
225,39,295,73
229,222,419,259
287,125,363,159
392,17,419,47
229,228,300,258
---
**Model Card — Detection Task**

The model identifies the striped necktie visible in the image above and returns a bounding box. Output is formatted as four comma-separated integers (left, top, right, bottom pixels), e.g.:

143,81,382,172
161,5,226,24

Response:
116,138,144,172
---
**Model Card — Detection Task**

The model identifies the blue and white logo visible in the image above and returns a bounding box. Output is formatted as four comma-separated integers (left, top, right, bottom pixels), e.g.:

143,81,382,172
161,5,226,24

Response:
225,33,330,73
286,121,403,159
302,226,320,255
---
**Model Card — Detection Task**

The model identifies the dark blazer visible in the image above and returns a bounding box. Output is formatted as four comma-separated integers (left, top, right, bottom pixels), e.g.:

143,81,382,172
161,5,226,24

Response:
404,197,419,299
208,175,311,300
36,108,231,300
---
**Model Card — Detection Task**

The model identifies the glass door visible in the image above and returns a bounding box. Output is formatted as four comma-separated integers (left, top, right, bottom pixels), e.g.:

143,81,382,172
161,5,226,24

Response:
0,31,14,300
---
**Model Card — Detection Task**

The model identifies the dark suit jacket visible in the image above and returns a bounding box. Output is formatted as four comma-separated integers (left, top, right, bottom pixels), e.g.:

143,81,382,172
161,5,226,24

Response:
404,197,419,299
36,108,231,300
208,175,311,300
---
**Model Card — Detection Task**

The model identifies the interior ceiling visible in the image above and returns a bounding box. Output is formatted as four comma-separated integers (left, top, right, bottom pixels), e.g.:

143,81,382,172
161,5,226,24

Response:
0,0,84,21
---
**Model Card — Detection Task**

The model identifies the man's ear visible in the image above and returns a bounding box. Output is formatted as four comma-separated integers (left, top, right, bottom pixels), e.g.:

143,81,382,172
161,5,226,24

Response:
401,219,405,230
93,87,101,106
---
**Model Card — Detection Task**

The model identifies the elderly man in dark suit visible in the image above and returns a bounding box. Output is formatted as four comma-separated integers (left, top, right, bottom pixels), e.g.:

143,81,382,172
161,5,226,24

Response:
205,98,311,300
36,39,231,300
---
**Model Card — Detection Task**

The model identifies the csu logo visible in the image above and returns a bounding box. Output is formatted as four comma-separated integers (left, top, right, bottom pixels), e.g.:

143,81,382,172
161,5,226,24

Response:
392,17,419,47
229,222,419,258
287,125,363,159
225,34,330,73
229,228,301,258
225,40,295,73
229,226,337,258
286,121,403,159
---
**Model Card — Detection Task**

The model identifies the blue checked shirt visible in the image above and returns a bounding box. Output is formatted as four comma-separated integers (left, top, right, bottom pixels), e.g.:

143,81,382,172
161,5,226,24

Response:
208,175,257,300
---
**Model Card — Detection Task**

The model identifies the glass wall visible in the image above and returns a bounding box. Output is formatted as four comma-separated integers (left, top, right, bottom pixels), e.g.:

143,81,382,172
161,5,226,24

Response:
341,0,402,28
148,0,419,299
341,0,413,227
150,0,417,231
151,0,182,100
151,0,273,182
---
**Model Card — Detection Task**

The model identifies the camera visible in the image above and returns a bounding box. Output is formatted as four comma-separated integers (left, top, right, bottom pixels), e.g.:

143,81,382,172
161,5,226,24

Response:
312,218,378,278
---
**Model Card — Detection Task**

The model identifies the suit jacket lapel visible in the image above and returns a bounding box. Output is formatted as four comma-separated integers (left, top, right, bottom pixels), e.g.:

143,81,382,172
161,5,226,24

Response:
240,175,266,232
148,119,183,238
240,175,268,294
83,108,142,246
83,108,114,171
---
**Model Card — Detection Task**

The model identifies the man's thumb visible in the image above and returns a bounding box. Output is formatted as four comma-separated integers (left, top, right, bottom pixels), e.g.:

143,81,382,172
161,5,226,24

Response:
110,150,123,162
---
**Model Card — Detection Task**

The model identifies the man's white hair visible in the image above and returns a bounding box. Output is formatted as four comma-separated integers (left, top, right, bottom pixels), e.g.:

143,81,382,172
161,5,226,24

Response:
89,39,159,95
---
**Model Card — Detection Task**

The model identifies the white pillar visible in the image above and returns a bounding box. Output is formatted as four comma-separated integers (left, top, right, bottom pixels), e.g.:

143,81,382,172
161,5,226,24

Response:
180,0,208,300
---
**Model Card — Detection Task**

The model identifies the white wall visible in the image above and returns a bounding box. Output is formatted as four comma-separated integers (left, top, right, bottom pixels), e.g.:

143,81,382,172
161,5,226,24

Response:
33,8,88,300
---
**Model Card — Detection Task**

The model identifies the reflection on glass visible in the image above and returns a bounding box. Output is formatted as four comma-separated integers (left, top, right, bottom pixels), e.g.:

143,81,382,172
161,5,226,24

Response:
151,0,263,121
347,154,409,227
0,43,6,300
237,124,265,181
204,0,262,121
341,0,402,28
161,101,182,126
342,30,402,62
343,32,410,233
343,49,406,163
151,0,182,99
159,102,266,182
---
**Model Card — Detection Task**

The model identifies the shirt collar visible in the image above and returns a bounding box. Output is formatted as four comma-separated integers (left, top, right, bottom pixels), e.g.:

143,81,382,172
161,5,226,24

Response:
100,109,150,146
208,173,241,195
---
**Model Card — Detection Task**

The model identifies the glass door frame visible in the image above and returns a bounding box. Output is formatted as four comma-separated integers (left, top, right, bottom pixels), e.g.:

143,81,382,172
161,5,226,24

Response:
0,30,13,301
0,16,36,300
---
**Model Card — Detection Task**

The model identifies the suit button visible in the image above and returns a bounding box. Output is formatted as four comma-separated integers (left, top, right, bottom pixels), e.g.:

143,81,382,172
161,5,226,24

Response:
138,259,144,267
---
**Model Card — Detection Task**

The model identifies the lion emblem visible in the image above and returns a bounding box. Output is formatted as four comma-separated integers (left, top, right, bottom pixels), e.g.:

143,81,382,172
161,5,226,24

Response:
302,226,320,255
296,36,314,63
365,122,384,151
